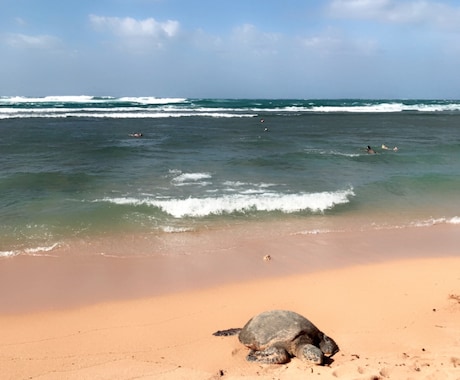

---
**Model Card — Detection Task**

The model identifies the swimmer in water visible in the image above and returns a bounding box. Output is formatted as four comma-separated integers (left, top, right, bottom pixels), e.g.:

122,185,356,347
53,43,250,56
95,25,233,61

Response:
366,145,376,154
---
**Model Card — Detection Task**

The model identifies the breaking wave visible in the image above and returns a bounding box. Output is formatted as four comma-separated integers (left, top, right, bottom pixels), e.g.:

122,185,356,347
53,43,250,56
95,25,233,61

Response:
2,96,460,119
96,189,355,218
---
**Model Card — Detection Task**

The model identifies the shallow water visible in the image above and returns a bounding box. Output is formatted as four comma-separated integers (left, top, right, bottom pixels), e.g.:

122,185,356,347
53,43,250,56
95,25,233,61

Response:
1,97,460,256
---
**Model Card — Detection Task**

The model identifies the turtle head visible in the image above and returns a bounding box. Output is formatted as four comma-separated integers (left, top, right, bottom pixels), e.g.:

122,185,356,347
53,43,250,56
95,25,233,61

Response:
319,334,339,357
296,334,339,365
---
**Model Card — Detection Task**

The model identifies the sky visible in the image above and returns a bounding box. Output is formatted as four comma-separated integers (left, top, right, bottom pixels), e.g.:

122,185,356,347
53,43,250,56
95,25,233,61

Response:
1,0,460,99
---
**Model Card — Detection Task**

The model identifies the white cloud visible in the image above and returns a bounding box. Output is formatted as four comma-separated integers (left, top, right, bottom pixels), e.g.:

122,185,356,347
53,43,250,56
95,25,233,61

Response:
3,33,61,49
89,15,180,39
230,24,282,56
14,17,27,26
328,0,460,30
301,34,343,51
329,0,391,19
298,25,379,59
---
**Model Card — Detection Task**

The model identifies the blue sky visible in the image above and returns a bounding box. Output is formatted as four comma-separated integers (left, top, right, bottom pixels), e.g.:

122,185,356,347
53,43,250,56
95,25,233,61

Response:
1,0,460,98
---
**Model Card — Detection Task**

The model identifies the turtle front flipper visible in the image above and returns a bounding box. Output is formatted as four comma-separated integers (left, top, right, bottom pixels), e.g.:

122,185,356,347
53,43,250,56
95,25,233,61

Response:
247,346,291,364
297,343,324,364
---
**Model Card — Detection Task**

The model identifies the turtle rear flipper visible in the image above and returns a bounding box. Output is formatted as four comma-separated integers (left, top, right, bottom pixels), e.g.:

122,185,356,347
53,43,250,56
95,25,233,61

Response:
212,328,242,337
247,346,291,364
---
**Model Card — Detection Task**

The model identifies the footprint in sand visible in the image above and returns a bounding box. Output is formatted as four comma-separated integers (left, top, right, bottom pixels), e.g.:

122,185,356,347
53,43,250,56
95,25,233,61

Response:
378,367,391,378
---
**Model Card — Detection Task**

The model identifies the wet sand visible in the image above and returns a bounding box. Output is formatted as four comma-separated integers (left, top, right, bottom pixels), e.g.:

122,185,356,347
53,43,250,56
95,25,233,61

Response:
1,224,459,379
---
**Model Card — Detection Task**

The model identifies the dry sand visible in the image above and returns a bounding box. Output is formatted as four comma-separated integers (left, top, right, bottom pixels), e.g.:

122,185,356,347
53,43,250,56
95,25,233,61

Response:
1,224,459,379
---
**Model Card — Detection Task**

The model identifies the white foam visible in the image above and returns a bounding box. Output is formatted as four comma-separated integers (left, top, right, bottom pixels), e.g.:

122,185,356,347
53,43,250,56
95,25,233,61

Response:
172,172,212,183
0,95,95,103
99,189,354,218
308,103,460,113
0,242,60,258
222,180,249,187
221,182,274,194
310,103,403,113
306,148,360,157
409,216,460,228
292,229,333,235
0,95,186,104
448,216,460,224
246,102,460,113
158,190,353,218
0,111,256,119
24,242,60,255
117,97,187,104
0,250,19,258
161,226,194,233
3,97,460,116
172,172,213,187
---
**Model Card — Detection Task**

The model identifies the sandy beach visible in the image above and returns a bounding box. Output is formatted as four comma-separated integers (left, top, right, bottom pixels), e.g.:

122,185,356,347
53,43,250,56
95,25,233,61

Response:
1,224,459,380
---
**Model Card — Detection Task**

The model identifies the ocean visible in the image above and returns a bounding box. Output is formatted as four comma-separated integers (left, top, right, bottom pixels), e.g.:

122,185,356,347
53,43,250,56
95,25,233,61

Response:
1,96,460,258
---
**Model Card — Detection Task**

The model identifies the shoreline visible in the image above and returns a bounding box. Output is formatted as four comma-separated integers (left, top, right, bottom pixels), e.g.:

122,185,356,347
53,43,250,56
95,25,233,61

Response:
1,222,459,314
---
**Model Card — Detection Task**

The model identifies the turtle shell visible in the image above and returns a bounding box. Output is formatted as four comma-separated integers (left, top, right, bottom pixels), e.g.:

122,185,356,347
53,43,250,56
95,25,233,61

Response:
238,310,321,351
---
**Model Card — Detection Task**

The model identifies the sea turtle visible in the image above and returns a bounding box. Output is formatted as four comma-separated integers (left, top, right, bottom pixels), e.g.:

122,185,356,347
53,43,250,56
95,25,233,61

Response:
213,310,339,365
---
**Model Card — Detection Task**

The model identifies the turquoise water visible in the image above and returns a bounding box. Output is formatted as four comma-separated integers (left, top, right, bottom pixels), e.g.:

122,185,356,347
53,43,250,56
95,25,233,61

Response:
1,97,460,256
